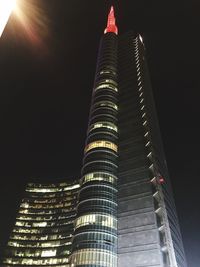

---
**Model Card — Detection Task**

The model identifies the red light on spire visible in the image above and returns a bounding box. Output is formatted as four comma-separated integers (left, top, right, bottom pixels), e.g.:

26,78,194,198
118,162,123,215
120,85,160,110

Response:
104,6,118,35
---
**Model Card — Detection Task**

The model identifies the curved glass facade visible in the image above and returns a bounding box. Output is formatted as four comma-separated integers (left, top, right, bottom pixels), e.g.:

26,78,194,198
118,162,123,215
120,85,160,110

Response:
70,32,118,267
70,249,117,267
1,181,79,267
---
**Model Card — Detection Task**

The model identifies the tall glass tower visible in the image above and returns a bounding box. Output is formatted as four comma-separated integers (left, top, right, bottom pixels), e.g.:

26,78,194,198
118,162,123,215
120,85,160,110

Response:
70,7,119,267
70,6,187,267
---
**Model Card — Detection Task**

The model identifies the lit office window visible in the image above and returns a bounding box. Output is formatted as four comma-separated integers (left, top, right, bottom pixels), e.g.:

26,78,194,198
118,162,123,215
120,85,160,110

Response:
100,70,117,76
10,233,71,241
94,101,118,110
41,250,57,257
82,172,117,185
32,222,48,227
63,184,80,191
8,240,71,248
15,219,73,229
71,249,117,267
99,79,117,85
26,188,61,193
75,213,117,230
94,84,118,92
25,183,79,193
89,122,118,133
18,208,74,215
85,141,118,153
20,202,29,208
19,202,74,209
3,257,69,265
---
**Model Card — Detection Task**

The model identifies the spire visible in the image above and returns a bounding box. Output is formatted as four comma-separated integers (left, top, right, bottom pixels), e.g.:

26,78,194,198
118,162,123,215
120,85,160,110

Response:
104,6,118,35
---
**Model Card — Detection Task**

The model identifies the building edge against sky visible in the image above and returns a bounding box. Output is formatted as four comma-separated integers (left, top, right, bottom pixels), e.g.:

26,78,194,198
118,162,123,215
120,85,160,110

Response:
1,6,187,267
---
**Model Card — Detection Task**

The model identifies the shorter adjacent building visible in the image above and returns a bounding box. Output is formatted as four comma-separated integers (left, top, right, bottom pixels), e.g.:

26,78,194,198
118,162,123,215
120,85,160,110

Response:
1,180,80,267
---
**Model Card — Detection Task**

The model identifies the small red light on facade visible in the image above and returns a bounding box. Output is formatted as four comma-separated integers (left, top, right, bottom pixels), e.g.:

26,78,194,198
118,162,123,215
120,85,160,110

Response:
159,177,165,184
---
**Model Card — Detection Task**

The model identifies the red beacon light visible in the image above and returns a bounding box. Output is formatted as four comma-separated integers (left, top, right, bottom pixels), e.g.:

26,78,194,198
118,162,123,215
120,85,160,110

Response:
159,176,165,184
104,6,118,35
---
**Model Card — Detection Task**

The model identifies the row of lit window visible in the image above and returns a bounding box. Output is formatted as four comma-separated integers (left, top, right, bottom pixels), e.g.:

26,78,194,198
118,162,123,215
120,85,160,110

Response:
22,199,76,208
27,182,76,188
19,207,76,215
82,172,117,185
15,219,74,228
70,248,117,267
20,201,75,209
8,248,58,258
26,191,77,200
93,101,118,111
94,84,118,92
13,227,73,234
29,195,77,204
10,233,72,241
99,70,117,76
16,214,75,222
75,213,117,230
4,257,69,265
89,121,118,133
98,79,117,86
85,141,118,153
26,184,80,193
8,240,71,248
74,231,116,246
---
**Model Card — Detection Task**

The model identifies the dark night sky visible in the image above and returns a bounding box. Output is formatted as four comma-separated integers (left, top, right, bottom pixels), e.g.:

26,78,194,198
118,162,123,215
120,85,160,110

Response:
0,0,199,266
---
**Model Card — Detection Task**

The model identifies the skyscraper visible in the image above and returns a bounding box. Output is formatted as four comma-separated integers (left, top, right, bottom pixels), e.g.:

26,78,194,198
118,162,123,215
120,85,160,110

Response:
1,181,80,267
70,6,187,267
1,6,187,267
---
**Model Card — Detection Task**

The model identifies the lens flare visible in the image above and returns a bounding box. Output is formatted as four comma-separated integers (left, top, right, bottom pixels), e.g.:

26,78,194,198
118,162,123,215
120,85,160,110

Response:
13,0,50,50
0,0,16,37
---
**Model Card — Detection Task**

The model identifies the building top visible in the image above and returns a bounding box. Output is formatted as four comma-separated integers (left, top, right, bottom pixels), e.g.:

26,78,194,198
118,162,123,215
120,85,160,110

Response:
104,6,118,35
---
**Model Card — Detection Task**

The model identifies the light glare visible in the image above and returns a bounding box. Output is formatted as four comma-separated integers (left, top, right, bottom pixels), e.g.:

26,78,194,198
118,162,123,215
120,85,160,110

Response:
0,0,16,37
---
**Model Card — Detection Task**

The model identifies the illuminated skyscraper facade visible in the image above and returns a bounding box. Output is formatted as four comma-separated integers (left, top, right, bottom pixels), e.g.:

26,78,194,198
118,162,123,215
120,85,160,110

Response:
70,7,119,267
1,181,80,267
70,6,187,267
